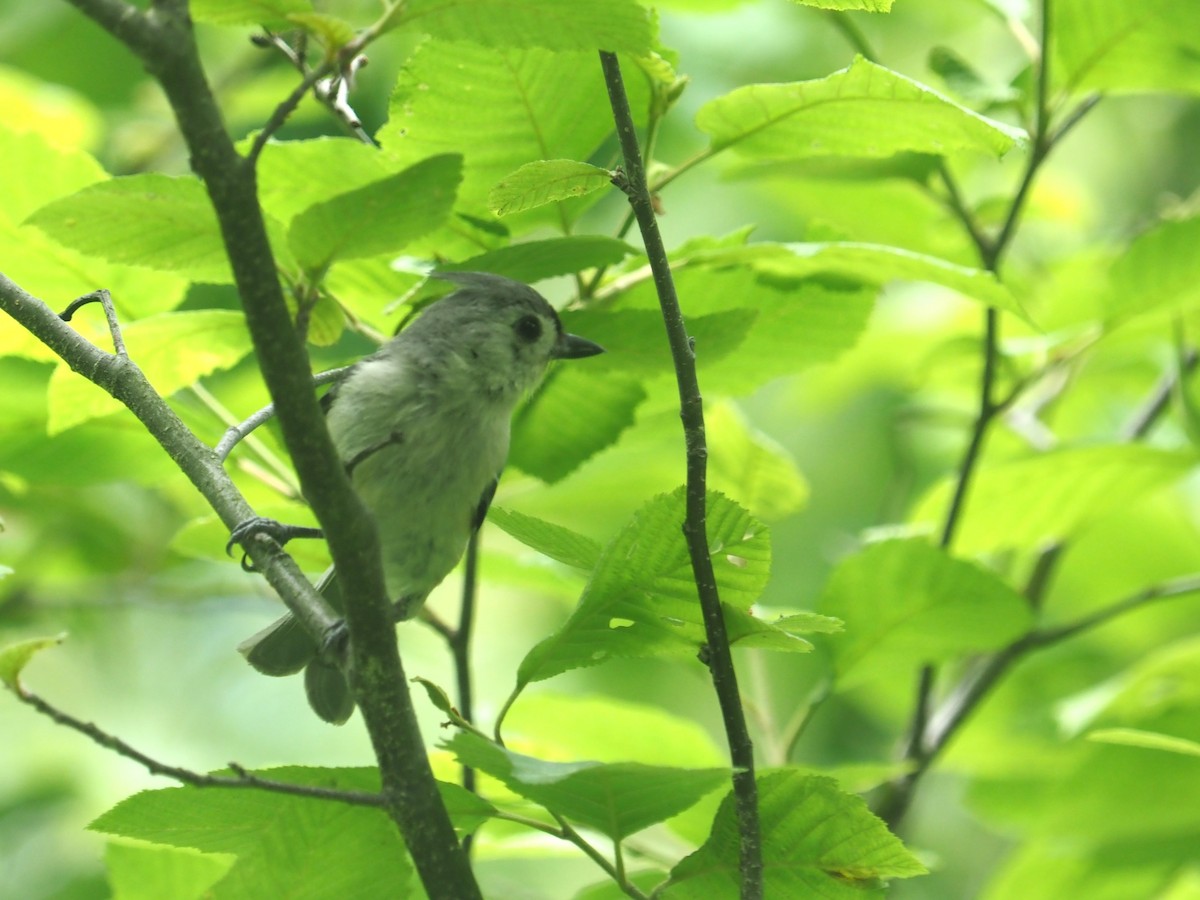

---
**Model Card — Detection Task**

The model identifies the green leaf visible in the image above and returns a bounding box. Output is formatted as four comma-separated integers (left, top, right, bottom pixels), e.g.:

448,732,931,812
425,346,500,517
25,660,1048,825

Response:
190,0,311,26
706,400,809,522
0,634,65,691
789,0,892,8
1054,0,1200,95
504,694,726,767
1105,215,1200,321
401,0,654,53
377,42,637,229
489,159,613,216
909,446,1196,555
689,240,1027,319
663,770,926,898
517,489,771,686
510,366,645,482
90,767,413,897
46,311,254,434
26,174,233,283
696,56,1025,162
817,538,1032,689
443,236,634,285
287,12,357,49
487,507,603,570
255,137,394,226
1087,728,1200,758
640,270,875,394
558,307,755,379
288,154,462,269
444,731,728,840
104,842,233,900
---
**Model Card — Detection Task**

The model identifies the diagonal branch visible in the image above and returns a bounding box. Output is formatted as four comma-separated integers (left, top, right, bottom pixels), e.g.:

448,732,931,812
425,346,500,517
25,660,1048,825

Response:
599,51,763,900
14,684,385,808
47,2,479,894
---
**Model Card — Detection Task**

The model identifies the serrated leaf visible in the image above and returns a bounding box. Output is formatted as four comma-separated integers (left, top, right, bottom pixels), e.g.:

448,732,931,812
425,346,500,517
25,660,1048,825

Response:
89,767,413,897
615,268,875,394
190,0,311,26
689,240,1027,319
288,154,462,269
724,605,815,652
1087,728,1200,758
47,311,253,434
511,366,645,482
817,539,1032,689
444,731,727,840
1054,0,1200,95
104,842,233,900
489,160,612,216
255,137,394,226
401,0,654,53
789,0,892,8
707,400,809,521
1105,215,1200,321
696,56,1025,162
487,507,603,571
517,489,770,686
377,42,638,231
909,446,1196,554
663,770,926,898
26,174,233,283
0,634,66,691
443,236,634,284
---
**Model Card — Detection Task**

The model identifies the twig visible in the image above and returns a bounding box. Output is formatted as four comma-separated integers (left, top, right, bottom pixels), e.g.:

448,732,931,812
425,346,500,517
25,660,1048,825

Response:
215,365,352,461
598,51,762,899
493,811,651,900
1121,348,1200,441
59,289,127,356
40,1,480,893
13,685,385,808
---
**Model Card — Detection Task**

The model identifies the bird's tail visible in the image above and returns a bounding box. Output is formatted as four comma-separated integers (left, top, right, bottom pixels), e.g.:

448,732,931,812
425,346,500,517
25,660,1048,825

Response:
237,566,356,725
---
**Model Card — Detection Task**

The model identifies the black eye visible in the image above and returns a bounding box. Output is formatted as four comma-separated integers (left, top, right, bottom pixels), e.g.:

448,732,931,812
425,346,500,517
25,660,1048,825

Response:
514,314,542,343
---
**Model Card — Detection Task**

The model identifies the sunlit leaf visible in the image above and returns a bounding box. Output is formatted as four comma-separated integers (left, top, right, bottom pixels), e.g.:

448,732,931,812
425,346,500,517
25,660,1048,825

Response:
104,842,233,900
909,446,1196,554
1105,215,1200,321
191,0,311,26
517,489,770,686
663,770,926,898
26,174,233,283
444,731,728,840
688,240,1027,319
489,160,613,216
696,56,1025,162
817,538,1032,689
1054,0,1200,95
288,155,461,269
1087,728,1200,758
487,507,603,571
706,400,809,522
0,634,66,691
444,236,634,284
401,0,654,53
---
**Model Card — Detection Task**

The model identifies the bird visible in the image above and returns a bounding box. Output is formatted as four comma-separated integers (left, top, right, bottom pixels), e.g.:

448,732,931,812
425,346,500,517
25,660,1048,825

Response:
232,271,604,723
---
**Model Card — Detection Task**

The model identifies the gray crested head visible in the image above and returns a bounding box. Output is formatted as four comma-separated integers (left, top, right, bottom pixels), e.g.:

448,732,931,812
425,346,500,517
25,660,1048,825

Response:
390,271,604,399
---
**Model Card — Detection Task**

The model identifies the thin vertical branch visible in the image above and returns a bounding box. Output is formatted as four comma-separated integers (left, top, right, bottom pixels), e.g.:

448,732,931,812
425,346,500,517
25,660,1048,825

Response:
879,0,1080,831
598,51,762,899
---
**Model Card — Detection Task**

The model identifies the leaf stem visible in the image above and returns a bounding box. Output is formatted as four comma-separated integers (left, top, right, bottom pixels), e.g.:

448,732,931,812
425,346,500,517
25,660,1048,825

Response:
598,51,763,899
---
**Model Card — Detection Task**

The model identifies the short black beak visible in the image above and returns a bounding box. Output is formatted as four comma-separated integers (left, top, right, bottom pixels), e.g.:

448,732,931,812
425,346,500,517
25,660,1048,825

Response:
552,332,605,360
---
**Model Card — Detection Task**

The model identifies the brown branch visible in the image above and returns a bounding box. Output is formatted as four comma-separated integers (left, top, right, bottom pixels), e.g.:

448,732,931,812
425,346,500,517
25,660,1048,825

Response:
599,51,762,899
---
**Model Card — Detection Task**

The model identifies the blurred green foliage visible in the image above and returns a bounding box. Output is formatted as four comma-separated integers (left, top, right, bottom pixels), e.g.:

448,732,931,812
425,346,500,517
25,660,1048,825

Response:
2,0,1200,898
